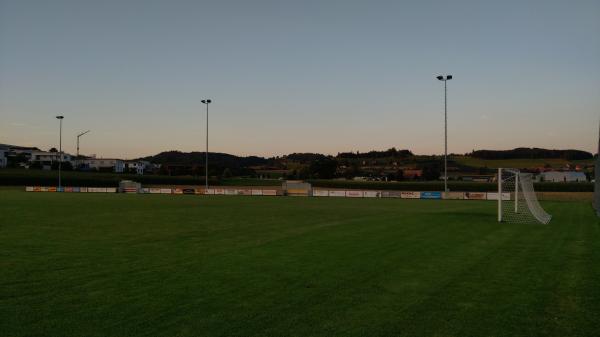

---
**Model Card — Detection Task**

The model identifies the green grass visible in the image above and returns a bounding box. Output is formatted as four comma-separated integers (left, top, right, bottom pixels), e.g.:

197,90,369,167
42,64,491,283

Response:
1,191,599,337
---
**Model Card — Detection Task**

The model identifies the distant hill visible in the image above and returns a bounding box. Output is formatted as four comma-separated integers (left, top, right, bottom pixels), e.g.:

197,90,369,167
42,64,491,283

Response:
470,148,593,161
139,150,268,167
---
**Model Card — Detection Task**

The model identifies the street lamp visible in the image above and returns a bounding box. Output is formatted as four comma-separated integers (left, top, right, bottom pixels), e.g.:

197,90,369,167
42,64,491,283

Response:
76,130,90,171
56,116,64,190
201,99,212,191
436,75,452,192
77,130,90,158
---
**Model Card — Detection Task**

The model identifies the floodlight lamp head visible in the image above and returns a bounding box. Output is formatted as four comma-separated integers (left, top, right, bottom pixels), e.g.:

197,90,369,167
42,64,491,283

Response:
447,75,453,80
56,115,64,119
207,99,212,103
436,75,444,81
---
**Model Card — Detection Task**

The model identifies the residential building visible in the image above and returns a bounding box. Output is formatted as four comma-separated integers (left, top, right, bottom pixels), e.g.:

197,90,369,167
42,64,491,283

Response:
125,160,154,175
540,171,587,182
30,151,73,168
78,158,125,173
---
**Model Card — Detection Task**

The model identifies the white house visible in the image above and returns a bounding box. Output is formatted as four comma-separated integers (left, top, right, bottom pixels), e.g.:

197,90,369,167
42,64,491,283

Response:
125,160,153,175
540,171,587,183
29,151,73,169
78,158,125,173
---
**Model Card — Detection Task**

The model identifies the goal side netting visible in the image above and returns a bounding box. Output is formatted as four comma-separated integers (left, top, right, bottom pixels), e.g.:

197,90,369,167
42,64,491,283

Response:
498,168,551,224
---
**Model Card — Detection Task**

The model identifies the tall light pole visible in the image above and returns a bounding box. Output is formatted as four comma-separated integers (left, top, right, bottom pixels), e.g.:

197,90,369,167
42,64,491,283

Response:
56,116,64,189
436,75,452,192
201,99,212,191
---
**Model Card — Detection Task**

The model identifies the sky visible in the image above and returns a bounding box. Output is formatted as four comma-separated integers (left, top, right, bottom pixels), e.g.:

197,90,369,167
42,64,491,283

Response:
1,0,599,159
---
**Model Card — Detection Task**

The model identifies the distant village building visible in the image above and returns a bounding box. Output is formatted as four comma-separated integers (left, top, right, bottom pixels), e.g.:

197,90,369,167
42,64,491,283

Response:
78,158,125,173
30,151,72,169
125,160,155,175
402,169,422,179
540,171,587,182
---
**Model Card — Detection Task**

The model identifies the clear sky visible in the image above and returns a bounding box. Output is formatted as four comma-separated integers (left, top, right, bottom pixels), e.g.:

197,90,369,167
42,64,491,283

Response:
1,0,599,159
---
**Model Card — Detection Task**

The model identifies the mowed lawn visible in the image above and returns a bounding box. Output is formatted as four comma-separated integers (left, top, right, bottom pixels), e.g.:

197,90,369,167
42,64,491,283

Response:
1,191,599,337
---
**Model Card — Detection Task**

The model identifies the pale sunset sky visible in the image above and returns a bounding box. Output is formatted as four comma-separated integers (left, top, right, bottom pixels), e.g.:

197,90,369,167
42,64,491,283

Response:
1,0,599,159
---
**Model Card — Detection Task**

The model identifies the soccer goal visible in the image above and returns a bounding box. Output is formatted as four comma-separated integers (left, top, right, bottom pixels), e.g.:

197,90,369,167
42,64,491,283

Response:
497,168,552,224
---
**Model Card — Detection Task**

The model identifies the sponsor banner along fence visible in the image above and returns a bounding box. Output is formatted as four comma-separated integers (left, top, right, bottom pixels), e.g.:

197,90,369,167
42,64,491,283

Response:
328,190,346,197
421,191,442,199
464,192,487,200
238,189,252,196
313,190,329,197
345,190,364,198
401,191,421,199
363,191,381,198
24,186,512,201
443,192,465,200
486,192,511,201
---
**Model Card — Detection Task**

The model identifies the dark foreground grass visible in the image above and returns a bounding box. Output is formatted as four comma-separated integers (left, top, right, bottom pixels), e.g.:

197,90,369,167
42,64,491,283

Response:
1,191,599,337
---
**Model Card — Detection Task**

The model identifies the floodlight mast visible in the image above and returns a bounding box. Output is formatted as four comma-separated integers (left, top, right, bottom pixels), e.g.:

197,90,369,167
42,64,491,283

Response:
436,74,452,192
56,116,64,189
201,99,212,191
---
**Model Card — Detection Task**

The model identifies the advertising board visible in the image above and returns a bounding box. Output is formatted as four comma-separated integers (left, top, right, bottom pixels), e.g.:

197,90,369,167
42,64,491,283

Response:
464,192,487,200
160,188,172,194
251,189,263,196
328,190,346,197
345,190,364,198
400,191,421,199
312,190,329,197
363,191,381,198
486,192,511,201
262,190,277,196
443,192,464,200
421,191,442,199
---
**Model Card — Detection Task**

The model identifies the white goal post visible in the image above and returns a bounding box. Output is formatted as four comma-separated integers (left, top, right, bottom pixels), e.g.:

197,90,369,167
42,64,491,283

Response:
498,168,552,224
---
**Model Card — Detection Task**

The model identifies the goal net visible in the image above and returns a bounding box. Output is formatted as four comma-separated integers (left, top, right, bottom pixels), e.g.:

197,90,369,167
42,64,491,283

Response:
498,168,551,224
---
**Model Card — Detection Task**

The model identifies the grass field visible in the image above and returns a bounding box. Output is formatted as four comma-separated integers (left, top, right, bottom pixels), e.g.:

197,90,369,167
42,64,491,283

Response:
1,191,599,336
